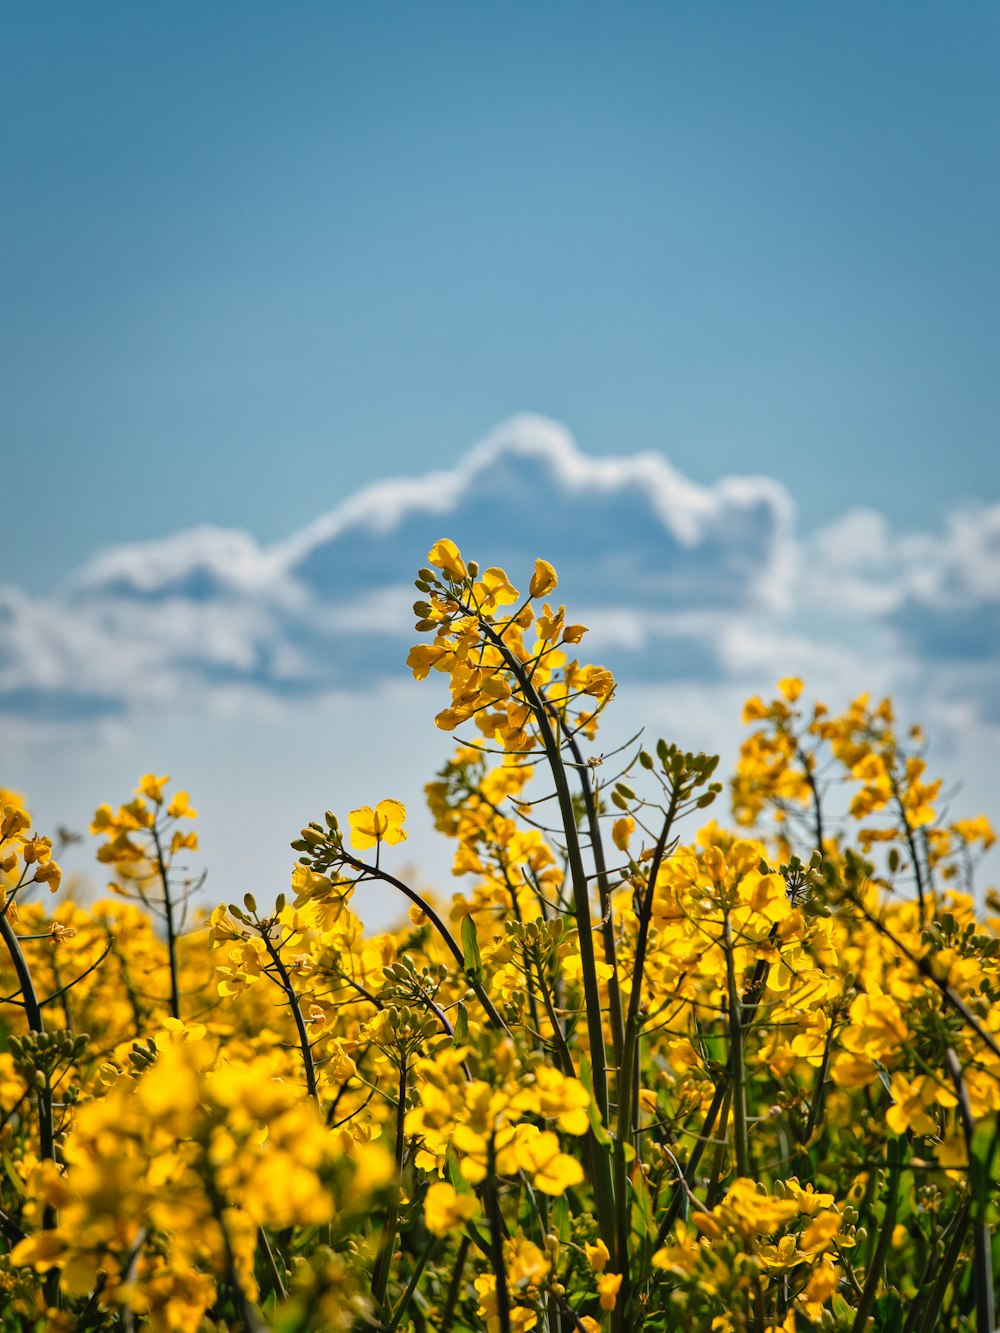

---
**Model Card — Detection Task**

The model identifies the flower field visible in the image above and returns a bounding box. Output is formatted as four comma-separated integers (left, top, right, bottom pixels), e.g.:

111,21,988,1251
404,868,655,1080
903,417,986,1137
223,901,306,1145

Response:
1,541,998,1332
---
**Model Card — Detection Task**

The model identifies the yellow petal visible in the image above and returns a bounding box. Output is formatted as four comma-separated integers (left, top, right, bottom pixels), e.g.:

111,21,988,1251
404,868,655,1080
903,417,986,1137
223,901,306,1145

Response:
427,539,468,581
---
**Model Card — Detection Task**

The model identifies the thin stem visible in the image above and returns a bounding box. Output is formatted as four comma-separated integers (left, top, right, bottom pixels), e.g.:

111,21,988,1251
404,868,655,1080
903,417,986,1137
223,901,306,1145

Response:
257,1226,287,1302
566,731,624,1068
850,1141,901,1333
704,1086,733,1209
371,1058,408,1316
654,1074,730,1248
344,855,511,1035
472,614,611,1127
803,1014,837,1145
385,1234,438,1333
618,795,679,1147
723,912,750,1179
439,1234,471,1333
0,914,54,1168
530,947,576,1077
794,741,825,851
910,1198,972,1333
485,1134,513,1333
612,795,680,1331
945,1048,996,1333
150,823,181,1019
40,942,113,1009
261,934,318,1101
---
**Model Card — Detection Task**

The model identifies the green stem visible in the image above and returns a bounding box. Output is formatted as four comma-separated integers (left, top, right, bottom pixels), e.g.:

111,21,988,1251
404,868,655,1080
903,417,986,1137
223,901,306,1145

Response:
150,824,180,1019
345,856,511,1035
723,913,750,1179
654,1073,730,1247
704,1086,733,1209
0,914,54,1167
256,1225,287,1302
439,1234,470,1333
617,797,679,1147
612,799,679,1331
262,934,318,1101
803,1014,838,1145
371,1058,408,1316
485,1135,512,1333
474,618,610,1126
385,1234,437,1333
531,946,576,1077
566,730,624,1068
910,1197,971,1333
471,616,617,1246
945,1048,995,1333
794,740,825,851
850,1141,901,1333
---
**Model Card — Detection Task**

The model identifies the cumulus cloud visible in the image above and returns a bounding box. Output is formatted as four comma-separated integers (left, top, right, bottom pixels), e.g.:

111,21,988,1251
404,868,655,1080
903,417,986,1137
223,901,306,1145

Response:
0,415,998,734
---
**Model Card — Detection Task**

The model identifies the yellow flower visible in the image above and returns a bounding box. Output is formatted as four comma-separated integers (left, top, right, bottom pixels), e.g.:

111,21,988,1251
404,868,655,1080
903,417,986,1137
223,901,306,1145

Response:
585,1237,610,1272
742,695,769,722
427,538,469,581
406,643,448,679
514,1129,584,1195
802,1260,839,1306
885,1073,939,1137
423,1180,477,1236
778,677,803,703
136,773,170,803
1,804,31,840
507,1237,551,1286
477,567,520,612
845,992,909,1061
33,860,62,893
519,1067,591,1136
764,1314,796,1333
529,559,558,599
612,817,634,851
799,1210,841,1254
10,1229,68,1272
951,814,996,850
167,790,198,820
348,799,407,850
598,1272,622,1310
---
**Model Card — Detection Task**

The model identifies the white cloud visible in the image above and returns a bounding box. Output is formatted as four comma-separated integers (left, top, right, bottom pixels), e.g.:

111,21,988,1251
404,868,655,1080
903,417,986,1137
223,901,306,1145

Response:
0,415,798,718
1,414,998,742
70,526,287,601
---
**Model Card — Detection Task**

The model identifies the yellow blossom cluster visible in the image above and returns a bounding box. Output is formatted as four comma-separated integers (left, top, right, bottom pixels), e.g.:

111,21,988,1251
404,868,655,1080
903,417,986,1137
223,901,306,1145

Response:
0,541,997,1333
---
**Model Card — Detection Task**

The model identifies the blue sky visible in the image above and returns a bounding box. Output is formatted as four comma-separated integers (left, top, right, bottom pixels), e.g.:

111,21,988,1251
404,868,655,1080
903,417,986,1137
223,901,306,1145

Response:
5,2,1000,591
2,4,998,913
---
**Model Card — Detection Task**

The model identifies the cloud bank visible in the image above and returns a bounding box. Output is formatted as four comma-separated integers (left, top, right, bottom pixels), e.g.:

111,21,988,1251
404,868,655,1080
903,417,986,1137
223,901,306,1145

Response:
2,416,998,739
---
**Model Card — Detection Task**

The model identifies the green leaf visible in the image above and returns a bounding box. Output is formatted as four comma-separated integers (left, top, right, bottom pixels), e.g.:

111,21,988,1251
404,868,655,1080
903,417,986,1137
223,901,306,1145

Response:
873,1292,903,1332
461,914,483,982
552,1192,572,1241
631,1163,656,1282
3,1152,26,1197
453,1003,469,1045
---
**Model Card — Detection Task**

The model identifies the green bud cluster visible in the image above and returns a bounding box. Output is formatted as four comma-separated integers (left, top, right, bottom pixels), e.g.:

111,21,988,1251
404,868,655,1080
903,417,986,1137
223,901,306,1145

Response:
380,956,448,1007
291,811,346,871
504,916,567,958
8,1029,89,1078
374,1005,439,1060
129,1036,159,1071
